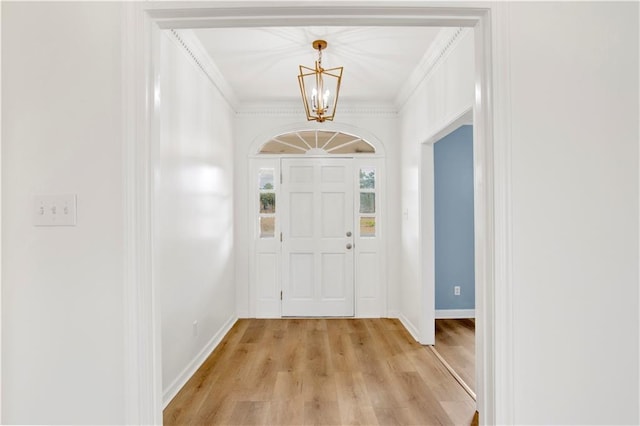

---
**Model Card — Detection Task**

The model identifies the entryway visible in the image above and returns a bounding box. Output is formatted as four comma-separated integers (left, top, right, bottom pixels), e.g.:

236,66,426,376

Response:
251,129,386,318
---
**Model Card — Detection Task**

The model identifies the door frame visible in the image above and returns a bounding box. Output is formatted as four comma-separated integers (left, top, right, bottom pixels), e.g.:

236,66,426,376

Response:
420,108,473,343
123,3,513,424
249,152,386,319
249,124,387,319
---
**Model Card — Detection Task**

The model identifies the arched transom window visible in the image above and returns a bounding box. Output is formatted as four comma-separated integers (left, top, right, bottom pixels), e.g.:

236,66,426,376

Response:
259,130,376,155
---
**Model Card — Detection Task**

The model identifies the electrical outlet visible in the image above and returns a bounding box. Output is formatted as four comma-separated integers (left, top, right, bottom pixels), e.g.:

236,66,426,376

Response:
454,286,461,296
193,320,199,337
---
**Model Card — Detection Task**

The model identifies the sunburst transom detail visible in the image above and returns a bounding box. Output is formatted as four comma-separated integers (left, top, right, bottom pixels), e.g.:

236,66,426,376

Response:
259,130,376,155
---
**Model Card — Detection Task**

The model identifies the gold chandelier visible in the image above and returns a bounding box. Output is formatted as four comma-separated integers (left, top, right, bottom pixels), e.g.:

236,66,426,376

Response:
298,40,343,122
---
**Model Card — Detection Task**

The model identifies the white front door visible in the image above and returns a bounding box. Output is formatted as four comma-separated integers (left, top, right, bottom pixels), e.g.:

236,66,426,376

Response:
281,158,354,316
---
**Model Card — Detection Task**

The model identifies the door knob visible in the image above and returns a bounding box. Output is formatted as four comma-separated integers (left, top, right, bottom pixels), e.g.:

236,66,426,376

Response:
346,243,352,249
346,231,352,237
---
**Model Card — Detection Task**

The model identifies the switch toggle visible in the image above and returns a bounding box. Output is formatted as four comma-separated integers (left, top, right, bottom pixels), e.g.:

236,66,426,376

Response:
33,194,77,226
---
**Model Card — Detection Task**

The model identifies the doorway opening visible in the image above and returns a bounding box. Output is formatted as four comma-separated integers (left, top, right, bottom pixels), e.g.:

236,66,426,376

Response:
429,121,476,400
421,110,477,398
124,4,499,424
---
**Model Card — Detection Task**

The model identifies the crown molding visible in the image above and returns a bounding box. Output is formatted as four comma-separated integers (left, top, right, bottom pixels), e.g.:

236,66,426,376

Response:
169,29,240,111
236,101,397,117
395,27,469,112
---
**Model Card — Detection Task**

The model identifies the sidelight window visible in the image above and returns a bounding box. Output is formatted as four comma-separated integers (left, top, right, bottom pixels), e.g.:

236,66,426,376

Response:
258,169,276,238
359,168,376,237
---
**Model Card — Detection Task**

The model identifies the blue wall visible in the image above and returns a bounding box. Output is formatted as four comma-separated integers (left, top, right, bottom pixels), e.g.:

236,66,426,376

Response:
434,125,475,310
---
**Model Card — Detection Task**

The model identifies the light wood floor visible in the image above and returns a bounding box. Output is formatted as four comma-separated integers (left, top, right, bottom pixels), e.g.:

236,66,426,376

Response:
434,319,476,393
164,318,476,425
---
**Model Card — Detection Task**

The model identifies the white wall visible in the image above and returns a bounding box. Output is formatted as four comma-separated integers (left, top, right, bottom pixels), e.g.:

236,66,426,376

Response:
506,3,638,423
157,31,236,406
397,28,475,339
234,108,400,318
1,2,125,424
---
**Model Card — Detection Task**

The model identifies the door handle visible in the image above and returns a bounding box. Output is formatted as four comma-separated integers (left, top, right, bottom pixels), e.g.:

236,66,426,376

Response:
346,243,352,250
346,231,352,237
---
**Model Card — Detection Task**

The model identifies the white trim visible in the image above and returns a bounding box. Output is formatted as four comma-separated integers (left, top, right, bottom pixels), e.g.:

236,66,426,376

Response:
435,309,476,319
396,312,421,343
162,316,237,408
472,12,493,424
145,4,485,30
489,4,515,424
419,106,472,345
237,102,397,117
419,142,436,345
122,4,163,424
424,109,474,146
0,1,3,420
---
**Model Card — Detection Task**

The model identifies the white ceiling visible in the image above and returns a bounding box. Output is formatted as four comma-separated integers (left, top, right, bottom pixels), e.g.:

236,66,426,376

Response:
191,26,443,105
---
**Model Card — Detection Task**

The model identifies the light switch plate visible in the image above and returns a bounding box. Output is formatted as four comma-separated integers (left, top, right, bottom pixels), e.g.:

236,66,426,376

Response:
33,194,77,226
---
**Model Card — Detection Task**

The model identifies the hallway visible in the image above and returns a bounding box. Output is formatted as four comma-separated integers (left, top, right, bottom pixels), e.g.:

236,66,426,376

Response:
164,319,476,425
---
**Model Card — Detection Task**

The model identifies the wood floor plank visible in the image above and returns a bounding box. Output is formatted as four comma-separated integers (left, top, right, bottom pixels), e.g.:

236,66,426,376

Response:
265,399,305,426
164,318,476,425
441,400,478,426
163,320,250,425
228,401,269,425
435,318,476,393
334,372,378,426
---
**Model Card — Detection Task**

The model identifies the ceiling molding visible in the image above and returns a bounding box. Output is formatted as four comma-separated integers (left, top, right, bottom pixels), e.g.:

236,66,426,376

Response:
147,4,485,29
394,27,469,111
236,102,397,117
169,29,240,111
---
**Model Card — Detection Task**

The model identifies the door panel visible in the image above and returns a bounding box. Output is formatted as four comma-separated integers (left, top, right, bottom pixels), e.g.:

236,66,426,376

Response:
281,158,354,317
290,253,314,298
322,192,345,237
290,192,314,237
321,253,345,298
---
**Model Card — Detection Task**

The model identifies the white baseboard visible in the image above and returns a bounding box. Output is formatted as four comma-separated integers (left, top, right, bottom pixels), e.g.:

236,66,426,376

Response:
162,315,237,408
435,309,475,319
396,312,420,342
